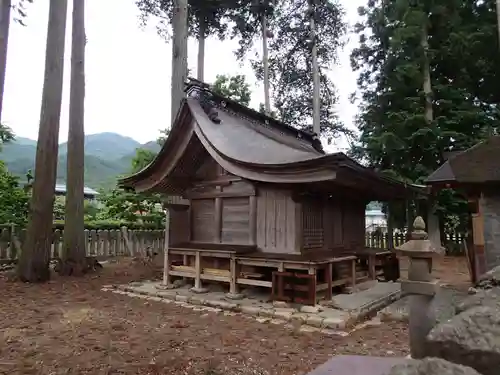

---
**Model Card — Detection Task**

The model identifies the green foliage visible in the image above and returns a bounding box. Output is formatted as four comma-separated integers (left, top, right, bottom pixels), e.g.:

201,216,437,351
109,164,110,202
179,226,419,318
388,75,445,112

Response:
350,0,499,230
136,0,242,40
131,148,157,173
0,161,29,226
237,0,351,140
211,74,252,106
52,220,164,230
97,188,164,227
0,124,14,151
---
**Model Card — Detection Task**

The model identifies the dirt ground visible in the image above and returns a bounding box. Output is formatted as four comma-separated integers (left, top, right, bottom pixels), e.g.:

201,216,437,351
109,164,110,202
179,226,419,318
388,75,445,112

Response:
0,256,469,375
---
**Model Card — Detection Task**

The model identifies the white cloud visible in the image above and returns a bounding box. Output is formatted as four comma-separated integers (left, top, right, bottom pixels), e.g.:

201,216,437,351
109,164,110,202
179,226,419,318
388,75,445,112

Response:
2,0,365,149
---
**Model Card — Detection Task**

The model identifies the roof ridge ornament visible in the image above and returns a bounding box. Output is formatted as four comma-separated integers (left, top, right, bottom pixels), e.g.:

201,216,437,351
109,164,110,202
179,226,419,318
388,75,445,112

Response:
185,78,221,124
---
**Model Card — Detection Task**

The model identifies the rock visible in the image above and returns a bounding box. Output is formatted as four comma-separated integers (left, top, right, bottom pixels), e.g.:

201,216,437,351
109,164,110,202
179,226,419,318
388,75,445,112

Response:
300,305,322,314
467,287,478,295
426,306,500,375
272,300,290,308
385,357,481,375
456,287,500,313
476,265,500,289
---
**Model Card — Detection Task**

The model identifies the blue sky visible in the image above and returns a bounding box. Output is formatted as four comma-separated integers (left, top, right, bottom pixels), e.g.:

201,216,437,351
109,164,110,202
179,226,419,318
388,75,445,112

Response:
2,0,365,150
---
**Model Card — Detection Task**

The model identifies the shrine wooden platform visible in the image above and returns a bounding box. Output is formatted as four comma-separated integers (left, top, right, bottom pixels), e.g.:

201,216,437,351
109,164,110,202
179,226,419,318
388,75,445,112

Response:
163,242,401,305
306,355,406,375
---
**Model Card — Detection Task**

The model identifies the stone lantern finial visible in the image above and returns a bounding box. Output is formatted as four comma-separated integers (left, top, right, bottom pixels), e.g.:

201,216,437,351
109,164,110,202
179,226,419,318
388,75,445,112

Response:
411,216,428,240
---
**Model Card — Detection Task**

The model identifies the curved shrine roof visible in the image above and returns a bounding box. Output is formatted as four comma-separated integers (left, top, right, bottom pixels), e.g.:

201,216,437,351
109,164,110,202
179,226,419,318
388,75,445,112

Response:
119,81,425,200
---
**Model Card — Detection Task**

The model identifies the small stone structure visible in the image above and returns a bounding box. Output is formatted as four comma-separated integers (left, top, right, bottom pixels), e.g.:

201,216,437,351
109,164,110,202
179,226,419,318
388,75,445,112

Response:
385,232,500,374
394,216,440,359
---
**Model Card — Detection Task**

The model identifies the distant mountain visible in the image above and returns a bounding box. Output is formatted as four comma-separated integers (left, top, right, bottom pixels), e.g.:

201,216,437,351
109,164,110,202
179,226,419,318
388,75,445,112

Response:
0,133,159,190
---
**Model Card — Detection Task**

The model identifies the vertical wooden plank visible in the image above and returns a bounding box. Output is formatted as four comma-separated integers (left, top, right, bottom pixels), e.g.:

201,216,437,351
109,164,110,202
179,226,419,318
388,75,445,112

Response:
214,197,222,243
256,190,266,248
89,230,97,256
102,230,109,257
84,229,89,257
268,190,277,248
294,202,303,253
249,195,257,245
115,229,122,256
275,192,286,251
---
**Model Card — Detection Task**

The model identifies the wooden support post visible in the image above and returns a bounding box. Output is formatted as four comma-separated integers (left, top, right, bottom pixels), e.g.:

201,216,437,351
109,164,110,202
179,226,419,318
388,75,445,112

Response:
226,256,243,300
326,262,333,300
157,209,172,290
190,250,208,294
368,254,376,280
351,259,357,286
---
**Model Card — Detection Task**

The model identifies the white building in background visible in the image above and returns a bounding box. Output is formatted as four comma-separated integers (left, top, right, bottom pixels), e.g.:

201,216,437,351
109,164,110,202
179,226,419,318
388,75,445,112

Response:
365,208,387,233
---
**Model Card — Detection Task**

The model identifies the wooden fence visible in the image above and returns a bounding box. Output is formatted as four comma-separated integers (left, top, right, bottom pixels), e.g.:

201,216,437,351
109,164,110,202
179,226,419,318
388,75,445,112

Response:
365,231,466,254
0,227,166,262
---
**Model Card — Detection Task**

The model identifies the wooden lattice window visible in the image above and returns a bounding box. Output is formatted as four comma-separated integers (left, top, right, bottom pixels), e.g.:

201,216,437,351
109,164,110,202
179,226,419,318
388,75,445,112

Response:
302,202,324,249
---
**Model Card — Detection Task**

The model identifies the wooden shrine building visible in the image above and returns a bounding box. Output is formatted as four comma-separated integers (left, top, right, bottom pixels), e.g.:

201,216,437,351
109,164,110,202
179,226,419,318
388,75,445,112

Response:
426,136,500,282
120,79,425,304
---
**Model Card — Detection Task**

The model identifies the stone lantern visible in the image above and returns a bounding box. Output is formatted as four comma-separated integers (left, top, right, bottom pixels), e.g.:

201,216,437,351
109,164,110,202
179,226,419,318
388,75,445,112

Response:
395,216,443,359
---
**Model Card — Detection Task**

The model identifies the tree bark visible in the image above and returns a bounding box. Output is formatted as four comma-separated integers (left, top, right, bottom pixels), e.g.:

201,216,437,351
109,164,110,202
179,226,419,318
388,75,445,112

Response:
308,0,320,135
197,15,205,81
60,0,86,276
0,0,11,123
261,13,271,115
170,0,188,126
421,20,433,126
497,0,500,54
17,0,68,283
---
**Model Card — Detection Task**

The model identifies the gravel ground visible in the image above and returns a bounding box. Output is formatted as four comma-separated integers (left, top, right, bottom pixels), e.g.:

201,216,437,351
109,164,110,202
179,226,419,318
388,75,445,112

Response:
0,258,410,375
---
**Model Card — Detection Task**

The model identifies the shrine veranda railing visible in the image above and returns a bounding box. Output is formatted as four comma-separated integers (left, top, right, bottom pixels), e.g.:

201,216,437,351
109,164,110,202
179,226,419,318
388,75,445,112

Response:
0,226,166,263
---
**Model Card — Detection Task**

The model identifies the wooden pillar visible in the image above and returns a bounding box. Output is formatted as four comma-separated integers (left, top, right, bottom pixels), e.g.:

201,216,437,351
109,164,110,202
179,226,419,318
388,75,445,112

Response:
326,262,333,300
190,250,207,294
226,256,243,300
157,208,172,290
351,258,356,286
368,254,376,280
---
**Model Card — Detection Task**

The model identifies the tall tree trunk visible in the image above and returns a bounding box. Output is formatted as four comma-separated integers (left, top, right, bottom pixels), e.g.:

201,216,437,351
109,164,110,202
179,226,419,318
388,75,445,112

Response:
421,20,433,127
171,0,188,126
61,0,86,276
497,0,500,54
0,0,11,123
197,15,205,81
17,0,68,283
261,12,271,114
308,0,320,135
